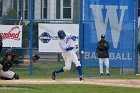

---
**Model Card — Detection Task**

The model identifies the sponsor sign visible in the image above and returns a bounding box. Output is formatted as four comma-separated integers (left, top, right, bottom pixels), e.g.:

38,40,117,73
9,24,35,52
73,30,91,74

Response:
38,24,79,52
0,25,22,47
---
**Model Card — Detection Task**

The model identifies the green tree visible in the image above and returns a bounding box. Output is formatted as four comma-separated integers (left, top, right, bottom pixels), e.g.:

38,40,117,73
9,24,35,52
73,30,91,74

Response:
1,8,18,25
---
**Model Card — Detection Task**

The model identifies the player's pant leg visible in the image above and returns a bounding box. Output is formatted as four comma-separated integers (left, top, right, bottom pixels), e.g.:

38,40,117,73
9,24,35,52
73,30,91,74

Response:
1,70,15,79
55,55,72,74
55,54,66,74
55,68,64,74
0,64,2,70
63,56,72,71
72,52,82,77
104,58,109,74
72,51,81,67
0,65,2,78
99,58,104,74
76,66,82,77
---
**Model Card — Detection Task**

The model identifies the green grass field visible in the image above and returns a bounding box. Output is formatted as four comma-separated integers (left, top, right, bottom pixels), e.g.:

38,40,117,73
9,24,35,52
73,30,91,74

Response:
10,61,139,79
0,61,140,93
0,84,140,93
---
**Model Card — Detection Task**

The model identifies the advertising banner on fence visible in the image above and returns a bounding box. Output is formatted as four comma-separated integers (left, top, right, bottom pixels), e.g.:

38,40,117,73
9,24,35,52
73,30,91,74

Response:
38,24,79,52
83,0,137,67
0,25,22,47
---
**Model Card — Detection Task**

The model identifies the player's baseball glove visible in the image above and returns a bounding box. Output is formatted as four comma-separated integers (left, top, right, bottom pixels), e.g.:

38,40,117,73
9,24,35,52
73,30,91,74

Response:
32,54,40,63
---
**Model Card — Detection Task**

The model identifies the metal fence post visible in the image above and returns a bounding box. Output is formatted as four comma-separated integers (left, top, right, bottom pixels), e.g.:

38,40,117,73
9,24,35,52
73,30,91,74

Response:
79,0,83,65
134,0,138,75
29,0,34,75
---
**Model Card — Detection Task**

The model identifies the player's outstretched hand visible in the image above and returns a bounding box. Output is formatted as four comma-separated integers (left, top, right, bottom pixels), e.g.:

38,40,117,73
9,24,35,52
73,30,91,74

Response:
22,55,40,64
23,60,30,64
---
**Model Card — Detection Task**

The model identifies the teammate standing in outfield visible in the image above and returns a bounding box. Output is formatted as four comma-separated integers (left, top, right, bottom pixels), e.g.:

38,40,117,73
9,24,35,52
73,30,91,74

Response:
0,49,40,80
52,30,84,81
96,34,110,76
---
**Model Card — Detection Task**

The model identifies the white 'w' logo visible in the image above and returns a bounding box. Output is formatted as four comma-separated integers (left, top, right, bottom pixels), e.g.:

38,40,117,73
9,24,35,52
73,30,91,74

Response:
90,5,128,48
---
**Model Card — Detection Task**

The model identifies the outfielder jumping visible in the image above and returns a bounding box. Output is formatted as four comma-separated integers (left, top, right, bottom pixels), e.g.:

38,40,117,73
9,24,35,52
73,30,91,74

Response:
52,30,84,81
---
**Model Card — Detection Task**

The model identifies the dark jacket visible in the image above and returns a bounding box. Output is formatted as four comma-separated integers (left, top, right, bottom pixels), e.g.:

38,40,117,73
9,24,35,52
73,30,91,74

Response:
0,58,21,71
96,40,110,58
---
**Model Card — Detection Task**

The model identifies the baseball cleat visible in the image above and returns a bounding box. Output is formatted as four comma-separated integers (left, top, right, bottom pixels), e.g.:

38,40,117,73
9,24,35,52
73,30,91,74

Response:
106,73,110,76
52,71,56,80
79,76,84,81
14,74,19,80
100,73,104,77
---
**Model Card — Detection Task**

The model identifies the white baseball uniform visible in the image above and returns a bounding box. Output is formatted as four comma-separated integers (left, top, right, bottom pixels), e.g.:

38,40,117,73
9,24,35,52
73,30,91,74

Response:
99,58,109,74
59,33,81,71
0,64,15,79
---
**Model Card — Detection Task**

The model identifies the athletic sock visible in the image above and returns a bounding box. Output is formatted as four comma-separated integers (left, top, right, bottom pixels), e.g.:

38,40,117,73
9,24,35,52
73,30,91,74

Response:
55,68,64,74
76,66,82,77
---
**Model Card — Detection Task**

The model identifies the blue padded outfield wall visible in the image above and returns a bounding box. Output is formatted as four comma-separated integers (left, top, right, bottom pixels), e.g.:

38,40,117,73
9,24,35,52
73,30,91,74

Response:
82,0,138,68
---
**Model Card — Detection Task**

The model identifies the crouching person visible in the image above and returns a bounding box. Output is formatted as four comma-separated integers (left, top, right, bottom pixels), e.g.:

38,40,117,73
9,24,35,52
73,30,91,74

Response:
0,49,31,80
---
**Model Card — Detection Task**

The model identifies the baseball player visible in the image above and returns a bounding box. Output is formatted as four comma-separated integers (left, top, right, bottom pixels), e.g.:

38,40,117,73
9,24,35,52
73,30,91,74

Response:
0,49,40,80
96,34,110,76
52,30,84,81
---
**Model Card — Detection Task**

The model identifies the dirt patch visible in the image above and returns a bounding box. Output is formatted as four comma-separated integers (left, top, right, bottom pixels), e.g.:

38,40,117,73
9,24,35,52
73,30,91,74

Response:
0,79,140,88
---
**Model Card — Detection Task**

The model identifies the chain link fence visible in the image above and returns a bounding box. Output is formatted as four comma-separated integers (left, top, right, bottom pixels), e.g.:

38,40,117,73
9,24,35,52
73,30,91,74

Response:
0,0,84,79
0,0,138,79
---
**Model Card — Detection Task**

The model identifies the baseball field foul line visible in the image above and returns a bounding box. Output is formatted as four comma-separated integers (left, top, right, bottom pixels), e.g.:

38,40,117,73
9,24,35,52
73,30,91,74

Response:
0,79,140,88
